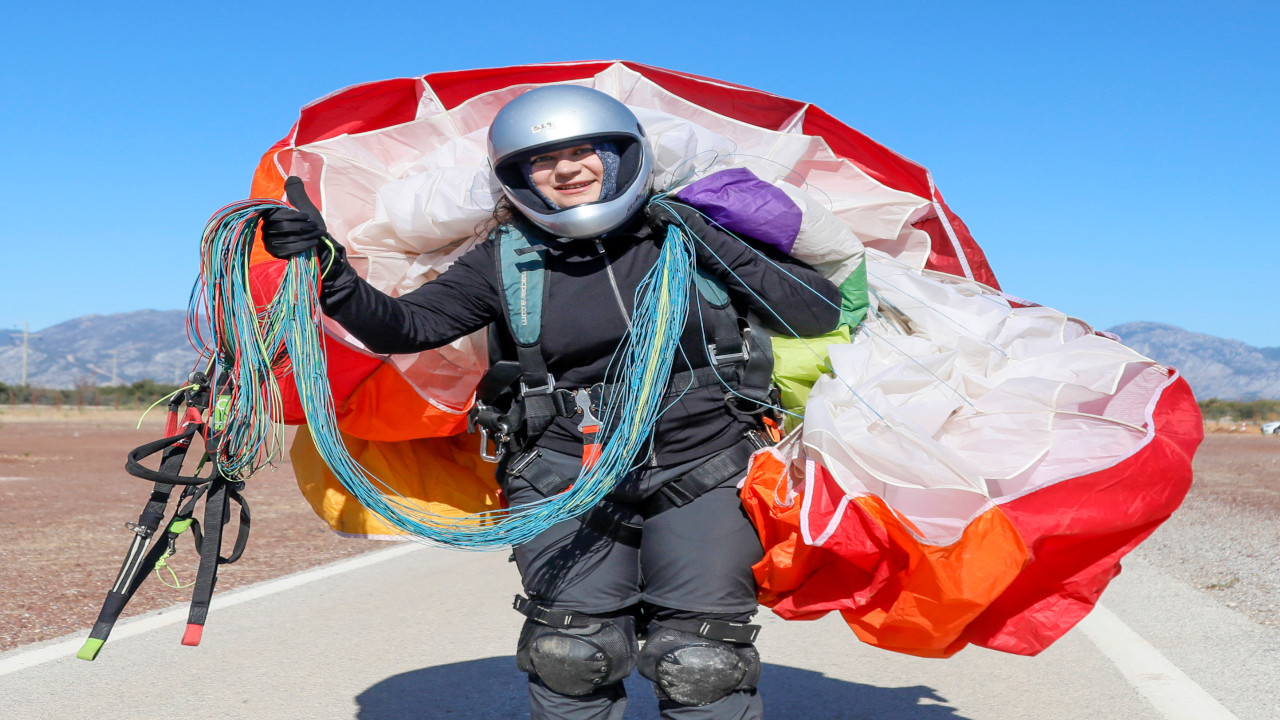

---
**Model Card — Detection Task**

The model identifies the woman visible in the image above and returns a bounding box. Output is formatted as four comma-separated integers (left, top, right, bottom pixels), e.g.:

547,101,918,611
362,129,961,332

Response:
262,84,841,720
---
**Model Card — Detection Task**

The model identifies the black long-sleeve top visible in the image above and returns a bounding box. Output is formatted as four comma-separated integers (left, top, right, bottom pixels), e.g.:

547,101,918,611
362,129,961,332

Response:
320,203,841,469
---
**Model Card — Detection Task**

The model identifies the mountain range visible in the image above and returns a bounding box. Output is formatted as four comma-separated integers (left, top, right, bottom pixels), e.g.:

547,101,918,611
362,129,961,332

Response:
0,311,198,389
1105,322,1280,401
2,312,1277,401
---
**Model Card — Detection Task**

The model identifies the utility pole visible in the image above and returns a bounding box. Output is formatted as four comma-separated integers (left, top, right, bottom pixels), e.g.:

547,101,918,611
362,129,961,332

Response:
15,322,42,386
108,350,119,386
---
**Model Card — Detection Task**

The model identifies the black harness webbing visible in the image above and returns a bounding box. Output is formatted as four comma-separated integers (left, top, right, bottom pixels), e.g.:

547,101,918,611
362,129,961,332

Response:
513,594,607,629
79,369,251,660
469,218,781,467
644,434,765,516
182,471,250,646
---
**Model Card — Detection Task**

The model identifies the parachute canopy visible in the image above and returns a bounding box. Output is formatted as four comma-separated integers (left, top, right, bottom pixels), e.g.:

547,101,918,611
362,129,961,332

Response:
249,60,997,440
247,61,1199,657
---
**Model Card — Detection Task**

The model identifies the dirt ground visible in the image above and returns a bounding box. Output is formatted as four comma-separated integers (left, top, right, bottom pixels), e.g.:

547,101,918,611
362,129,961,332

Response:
0,407,377,652
0,408,1276,652
1136,425,1280,626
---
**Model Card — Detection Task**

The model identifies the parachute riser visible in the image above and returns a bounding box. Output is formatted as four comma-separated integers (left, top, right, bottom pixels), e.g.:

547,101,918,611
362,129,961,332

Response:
80,360,251,661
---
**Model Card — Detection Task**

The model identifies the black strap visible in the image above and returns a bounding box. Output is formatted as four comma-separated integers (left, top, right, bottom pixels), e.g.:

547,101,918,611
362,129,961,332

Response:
188,485,251,566
82,377,213,660
125,425,218,486
505,450,644,546
660,617,762,644
507,449,572,497
731,325,777,410
513,594,600,628
184,474,249,644
705,302,745,366
646,437,758,516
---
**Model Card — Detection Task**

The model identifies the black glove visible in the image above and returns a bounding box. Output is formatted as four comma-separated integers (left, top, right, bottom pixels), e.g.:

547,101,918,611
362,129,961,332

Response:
645,198,732,271
261,176,328,257
260,176,347,280
644,197,685,234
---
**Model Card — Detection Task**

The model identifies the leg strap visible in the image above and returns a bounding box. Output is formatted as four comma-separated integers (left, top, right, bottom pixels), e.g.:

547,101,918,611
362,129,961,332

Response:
507,449,572,497
659,616,761,644
506,453,643,546
646,437,758,515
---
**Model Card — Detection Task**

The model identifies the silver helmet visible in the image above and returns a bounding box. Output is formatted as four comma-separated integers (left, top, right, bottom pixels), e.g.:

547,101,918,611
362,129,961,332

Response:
488,85,654,239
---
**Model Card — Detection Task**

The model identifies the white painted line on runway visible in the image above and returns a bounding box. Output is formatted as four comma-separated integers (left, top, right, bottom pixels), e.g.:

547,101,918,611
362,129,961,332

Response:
0,541,423,678
1079,604,1240,720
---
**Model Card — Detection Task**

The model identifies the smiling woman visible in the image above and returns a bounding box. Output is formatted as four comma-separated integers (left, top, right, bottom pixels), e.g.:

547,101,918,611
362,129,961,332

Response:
526,143,606,207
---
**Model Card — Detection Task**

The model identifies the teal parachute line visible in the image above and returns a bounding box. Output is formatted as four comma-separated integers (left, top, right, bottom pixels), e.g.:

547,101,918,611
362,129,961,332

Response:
188,200,293,479
189,201,693,549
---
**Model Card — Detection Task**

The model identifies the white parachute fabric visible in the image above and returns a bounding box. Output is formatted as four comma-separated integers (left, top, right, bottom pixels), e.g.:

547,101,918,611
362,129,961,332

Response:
800,250,1170,545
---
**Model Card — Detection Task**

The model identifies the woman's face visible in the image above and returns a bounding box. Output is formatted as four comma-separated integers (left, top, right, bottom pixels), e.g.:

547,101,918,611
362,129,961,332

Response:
528,144,605,208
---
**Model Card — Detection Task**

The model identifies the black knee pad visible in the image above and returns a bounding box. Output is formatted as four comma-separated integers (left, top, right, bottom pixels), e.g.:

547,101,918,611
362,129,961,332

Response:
516,616,638,697
637,625,761,707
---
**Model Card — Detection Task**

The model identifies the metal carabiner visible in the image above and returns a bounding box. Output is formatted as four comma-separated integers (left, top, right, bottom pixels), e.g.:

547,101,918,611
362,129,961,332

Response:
478,421,510,463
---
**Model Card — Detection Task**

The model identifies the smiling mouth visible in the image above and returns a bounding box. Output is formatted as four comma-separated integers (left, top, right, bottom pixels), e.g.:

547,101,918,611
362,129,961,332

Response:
555,181,596,194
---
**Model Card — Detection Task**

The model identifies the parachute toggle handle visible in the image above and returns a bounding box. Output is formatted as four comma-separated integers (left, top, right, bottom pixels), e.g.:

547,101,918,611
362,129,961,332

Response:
181,624,204,646
76,638,105,661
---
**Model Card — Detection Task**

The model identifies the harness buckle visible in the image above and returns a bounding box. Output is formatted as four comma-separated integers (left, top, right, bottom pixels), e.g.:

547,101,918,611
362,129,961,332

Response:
574,388,601,432
124,521,154,539
709,321,753,366
707,342,749,366
519,373,556,397
507,448,540,476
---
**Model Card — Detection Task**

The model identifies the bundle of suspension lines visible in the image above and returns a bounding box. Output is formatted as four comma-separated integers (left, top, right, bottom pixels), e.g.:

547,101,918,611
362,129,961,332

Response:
189,199,695,550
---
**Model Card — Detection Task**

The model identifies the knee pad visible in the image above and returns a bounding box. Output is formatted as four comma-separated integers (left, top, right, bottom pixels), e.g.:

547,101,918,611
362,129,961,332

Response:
637,625,761,707
516,615,637,697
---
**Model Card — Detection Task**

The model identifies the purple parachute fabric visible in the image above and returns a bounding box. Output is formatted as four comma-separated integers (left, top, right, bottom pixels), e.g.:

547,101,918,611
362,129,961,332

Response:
674,168,802,253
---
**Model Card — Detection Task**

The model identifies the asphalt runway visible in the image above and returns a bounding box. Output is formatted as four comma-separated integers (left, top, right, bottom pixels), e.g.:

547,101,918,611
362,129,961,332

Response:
2,542,1275,720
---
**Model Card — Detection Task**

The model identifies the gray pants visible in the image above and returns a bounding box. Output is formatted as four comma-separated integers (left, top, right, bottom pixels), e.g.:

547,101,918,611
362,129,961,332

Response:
506,447,765,719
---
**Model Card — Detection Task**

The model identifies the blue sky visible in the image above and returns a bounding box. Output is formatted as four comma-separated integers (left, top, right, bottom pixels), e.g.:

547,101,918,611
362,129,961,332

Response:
2,2,1276,346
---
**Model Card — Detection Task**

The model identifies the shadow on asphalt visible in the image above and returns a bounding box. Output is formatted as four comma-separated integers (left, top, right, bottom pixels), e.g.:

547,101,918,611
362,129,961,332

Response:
356,656,968,719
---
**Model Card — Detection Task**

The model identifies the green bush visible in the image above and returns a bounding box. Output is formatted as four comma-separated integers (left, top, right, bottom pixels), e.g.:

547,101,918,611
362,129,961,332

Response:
0,381,182,409
1198,398,1280,422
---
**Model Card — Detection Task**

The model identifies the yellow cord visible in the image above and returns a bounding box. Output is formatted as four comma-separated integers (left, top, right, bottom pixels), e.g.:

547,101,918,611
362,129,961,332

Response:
135,384,199,430
154,550,194,589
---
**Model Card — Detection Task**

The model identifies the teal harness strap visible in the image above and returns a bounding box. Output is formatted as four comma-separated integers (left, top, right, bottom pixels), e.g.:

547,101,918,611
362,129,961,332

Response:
496,225,548,347
493,225,560,444
694,267,731,308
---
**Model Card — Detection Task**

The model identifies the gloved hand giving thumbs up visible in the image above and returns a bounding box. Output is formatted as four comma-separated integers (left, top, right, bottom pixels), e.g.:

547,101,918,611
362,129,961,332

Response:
261,176,348,281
